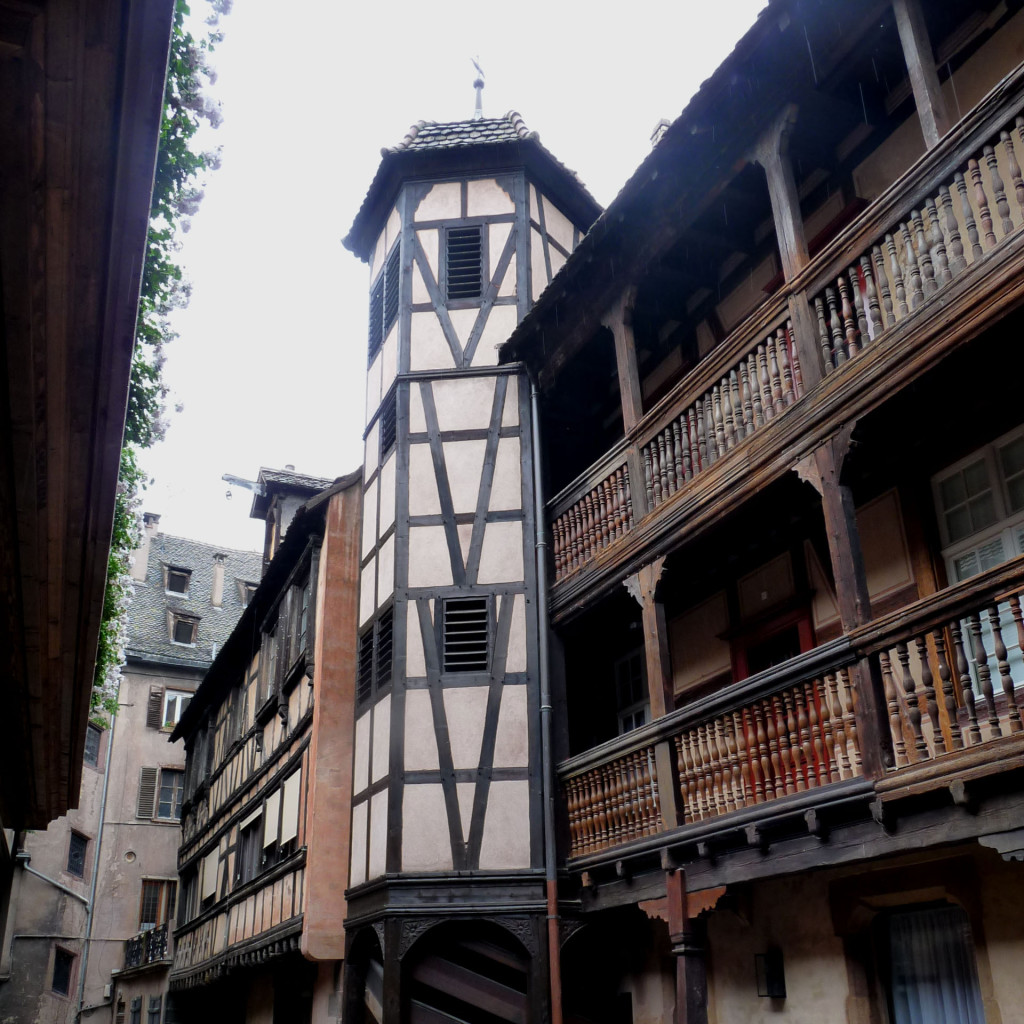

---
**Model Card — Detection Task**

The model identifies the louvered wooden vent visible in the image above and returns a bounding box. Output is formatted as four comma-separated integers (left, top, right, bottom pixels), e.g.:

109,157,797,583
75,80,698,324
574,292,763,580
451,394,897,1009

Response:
367,276,384,363
443,598,489,672
377,608,393,690
356,630,374,703
379,390,396,456
446,226,483,301
383,247,400,333
357,609,393,704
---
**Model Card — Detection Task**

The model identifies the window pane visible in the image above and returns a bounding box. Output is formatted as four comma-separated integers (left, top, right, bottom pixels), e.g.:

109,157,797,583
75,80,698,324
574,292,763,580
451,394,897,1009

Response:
963,459,991,497
1007,475,1024,513
52,949,73,995
139,880,162,930
158,770,184,819
967,492,997,532
939,474,967,510
945,506,972,544
84,725,101,767
999,435,1024,479
67,833,87,877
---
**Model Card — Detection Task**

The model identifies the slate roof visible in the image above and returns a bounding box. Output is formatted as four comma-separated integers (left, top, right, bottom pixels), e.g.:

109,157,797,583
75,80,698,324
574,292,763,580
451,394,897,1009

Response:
250,466,337,522
383,112,535,152
125,532,263,669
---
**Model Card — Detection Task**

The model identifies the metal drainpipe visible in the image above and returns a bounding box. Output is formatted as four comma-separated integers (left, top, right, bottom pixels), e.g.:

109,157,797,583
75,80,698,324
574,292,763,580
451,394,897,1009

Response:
76,711,116,1022
530,379,563,1024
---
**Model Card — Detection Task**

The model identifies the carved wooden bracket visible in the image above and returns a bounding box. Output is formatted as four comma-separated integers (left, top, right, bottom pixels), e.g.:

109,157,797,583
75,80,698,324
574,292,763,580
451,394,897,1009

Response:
623,555,667,608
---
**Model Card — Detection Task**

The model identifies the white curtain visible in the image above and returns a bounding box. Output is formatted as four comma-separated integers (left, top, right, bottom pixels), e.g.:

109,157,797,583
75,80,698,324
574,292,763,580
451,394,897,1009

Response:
888,905,986,1024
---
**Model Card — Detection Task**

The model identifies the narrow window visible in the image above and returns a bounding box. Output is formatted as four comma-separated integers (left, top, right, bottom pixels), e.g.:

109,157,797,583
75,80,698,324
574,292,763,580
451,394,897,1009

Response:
51,948,74,996
157,769,184,820
357,629,375,703
83,724,102,768
236,817,262,884
165,567,191,595
446,226,483,301
139,879,176,931
442,597,489,672
356,608,393,704
67,832,87,877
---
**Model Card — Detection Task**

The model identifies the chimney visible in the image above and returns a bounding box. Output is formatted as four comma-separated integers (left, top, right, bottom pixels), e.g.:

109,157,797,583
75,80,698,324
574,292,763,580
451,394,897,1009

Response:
650,118,671,149
211,553,227,609
129,512,161,582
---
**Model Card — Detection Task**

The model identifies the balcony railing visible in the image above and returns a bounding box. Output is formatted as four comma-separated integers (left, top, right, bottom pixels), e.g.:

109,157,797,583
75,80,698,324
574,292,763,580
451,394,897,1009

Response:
124,922,170,970
549,63,1024,586
559,557,1024,861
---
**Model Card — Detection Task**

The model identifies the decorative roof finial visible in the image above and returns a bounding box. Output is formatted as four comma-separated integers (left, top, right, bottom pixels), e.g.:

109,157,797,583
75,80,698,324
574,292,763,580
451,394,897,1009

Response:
472,57,485,120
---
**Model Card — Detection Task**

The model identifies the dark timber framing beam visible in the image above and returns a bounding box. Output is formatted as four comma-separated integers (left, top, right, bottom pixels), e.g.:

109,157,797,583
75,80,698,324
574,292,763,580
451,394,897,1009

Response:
893,0,951,149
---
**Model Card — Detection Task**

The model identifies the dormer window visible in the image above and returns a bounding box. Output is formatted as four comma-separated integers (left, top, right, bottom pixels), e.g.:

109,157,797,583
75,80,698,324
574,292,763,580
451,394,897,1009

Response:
165,566,191,596
237,579,258,609
170,613,199,646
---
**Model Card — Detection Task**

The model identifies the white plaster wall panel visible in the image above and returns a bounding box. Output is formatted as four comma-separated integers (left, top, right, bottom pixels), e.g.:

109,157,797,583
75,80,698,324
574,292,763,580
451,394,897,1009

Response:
506,593,527,673
378,453,396,534
498,253,517,298
406,604,426,677
380,331,398,397
353,712,371,795
448,307,478,354
409,311,456,372
467,178,514,216
368,790,388,880
377,534,395,604
402,785,453,871
403,690,439,769
473,304,517,367
364,418,380,477
529,184,539,220
411,253,431,306
488,222,515,297
365,351,382,426
443,686,490,769
488,437,522,511
432,376,495,432
443,439,488,514
549,246,567,279
371,694,391,783
407,526,455,588
385,206,401,252
457,523,473,568
456,782,476,842
408,443,442,516
416,228,439,287
371,227,385,280
409,382,427,433
477,521,525,584
478,781,530,869
361,479,378,558
530,227,547,302
542,194,576,253
359,558,376,626
492,685,528,768
501,375,519,428
416,181,461,221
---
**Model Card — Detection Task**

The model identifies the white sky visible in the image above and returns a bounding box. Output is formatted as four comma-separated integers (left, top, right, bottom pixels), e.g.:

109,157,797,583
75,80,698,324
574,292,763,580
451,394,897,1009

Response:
139,0,768,552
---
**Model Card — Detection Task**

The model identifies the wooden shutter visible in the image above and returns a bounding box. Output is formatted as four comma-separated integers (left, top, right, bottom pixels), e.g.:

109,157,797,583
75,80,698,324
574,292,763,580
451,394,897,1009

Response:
136,767,158,818
146,688,164,729
201,849,219,900
263,790,280,848
280,771,301,844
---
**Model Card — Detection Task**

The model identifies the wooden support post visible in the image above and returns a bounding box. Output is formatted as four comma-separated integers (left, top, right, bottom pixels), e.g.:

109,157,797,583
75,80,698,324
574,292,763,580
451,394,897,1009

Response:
795,430,892,776
381,918,403,1024
624,556,673,719
606,287,643,433
894,0,951,149
666,870,709,1024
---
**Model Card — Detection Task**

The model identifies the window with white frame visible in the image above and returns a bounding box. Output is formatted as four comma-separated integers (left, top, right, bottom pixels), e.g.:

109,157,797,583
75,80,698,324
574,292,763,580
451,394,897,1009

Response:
615,648,649,735
162,689,192,728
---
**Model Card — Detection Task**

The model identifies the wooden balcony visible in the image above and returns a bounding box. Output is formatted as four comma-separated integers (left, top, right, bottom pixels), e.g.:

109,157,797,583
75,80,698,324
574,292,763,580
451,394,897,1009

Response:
548,63,1024,619
559,557,1024,864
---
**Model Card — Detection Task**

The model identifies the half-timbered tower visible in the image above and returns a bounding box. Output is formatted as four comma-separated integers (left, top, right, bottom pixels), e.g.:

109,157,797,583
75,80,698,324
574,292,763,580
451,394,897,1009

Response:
342,112,600,1021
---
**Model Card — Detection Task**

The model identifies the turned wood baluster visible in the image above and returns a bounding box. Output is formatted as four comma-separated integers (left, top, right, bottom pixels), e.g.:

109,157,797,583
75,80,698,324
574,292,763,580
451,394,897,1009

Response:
721,379,736,451
581,773,598,853
787,321,805,397
730,711,750,806
583,493,596,562
900,222,925,309
826,287,847,365
819,674,837,780
601,765,618,843
754,702,774,798
659,429,673,497
827,672,851,778
1009,595,1024,730
879,650,907,767
705,398,718,466
731,369,746,437
739,362,754,434
552,518,564,578
949,619,982,745
674,736,690,824
619,759,635,838
744,710,764,802
690,729,708,820
926,198,952,286
718,717,740,811
955,171,983,260
763,699,784,797
706,722,725,815
695,399,709,470
777,328,794,404
938,185,967,277
848,266,870,341
710,721,729,813
860,256,883,338
681,732,699,822
641,445,654,511
624,473,633,529
641,749,658,830
626,753,643,836
871,245,896,328
838,667,861,771
806,680,829,785
1002,127,1024,221
987,604,1023,733
984,144,1013,237
968,158,997,249
700,724,721,816
917,634,943,753
815,296,835,373
672,419,685,485
596,483,609,551
968,611,1001,737
749,353,765,425
837,274,861,358
565,778,578,854
794,685,815,789
569,505,581,571
609,472,622,542
931,628,963,751
618,468,630,535
573,777,589,854
712,388,726,457
911,210,937,295
650,436,663,507
755,343,773,419
885,234,909,317
773,694,796,795
783,689,804,791
896,641,928,759
687,408,700,477
768,335,785,414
